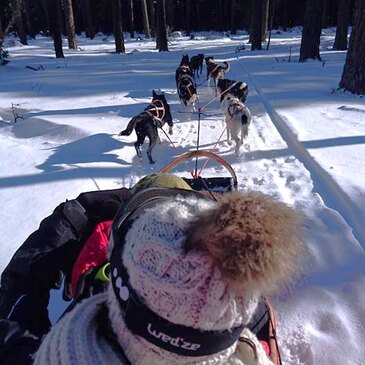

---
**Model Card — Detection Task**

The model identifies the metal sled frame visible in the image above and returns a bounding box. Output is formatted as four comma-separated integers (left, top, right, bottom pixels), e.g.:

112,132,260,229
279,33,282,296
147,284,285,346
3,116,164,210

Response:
160,150,238,192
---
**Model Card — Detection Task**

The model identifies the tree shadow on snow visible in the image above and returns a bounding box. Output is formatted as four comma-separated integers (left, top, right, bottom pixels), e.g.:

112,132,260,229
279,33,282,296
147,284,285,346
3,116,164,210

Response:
36,133,131,172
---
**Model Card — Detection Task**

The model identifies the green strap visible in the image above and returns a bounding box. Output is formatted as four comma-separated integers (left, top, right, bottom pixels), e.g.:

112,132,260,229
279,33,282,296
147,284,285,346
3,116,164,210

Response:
95,262,110,282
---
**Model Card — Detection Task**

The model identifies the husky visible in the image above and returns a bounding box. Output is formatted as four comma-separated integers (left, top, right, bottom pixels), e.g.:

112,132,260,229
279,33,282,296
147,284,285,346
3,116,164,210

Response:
190,53,204,79
217,79,249,104
175,54,192,88
205,56,231,93
222,95,252,155
177,74,197,111
119,90,173,164
176,55,197,110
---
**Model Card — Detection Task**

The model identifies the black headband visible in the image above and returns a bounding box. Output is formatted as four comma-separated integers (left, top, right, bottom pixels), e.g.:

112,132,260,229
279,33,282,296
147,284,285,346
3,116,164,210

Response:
109,188,244,357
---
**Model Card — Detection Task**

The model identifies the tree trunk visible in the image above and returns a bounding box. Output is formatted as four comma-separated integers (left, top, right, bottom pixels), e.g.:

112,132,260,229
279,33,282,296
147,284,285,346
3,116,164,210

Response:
186,0,192,36
128,0,135,38
262,0,269,41
40,0,51,34
339,0,365,95
299,0,323,62
251,0,263,50
82,0,95,39
156,0,168,51
141,0,151,39
147,0,156,37
63,0,77,49
11,0,28,45
0,13,3,41
57,0,65,35
333,0,350,50
23,0,35,38
321,0,329,27
112,0,125,53
230,0,236,34
266,0,275,50
166,0,175,30
48,0,64,57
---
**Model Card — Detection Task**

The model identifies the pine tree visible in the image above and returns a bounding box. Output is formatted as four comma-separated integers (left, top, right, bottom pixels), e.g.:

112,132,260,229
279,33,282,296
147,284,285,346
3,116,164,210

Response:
299,0,323,61
339,0,365,95
112,0,125,53
63,0,77,49
333,0,351,50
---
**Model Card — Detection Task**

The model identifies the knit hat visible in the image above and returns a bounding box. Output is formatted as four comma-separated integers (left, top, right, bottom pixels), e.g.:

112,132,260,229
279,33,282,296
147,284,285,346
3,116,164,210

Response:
34,190,303,365
107,190,303,365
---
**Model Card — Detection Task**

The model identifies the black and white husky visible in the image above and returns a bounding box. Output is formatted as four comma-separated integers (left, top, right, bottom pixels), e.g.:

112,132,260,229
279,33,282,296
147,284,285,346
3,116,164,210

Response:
222,95,252,155
177,74,197,110
176,55,197,110
118,90,173,164
217,79,248,103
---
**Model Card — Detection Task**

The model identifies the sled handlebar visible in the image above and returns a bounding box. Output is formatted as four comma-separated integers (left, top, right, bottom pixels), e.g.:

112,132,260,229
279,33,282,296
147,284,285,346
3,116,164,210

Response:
160,150,238,189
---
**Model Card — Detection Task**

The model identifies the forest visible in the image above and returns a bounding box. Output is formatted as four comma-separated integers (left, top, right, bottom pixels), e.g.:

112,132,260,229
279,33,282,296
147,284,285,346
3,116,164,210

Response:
0,0,364,94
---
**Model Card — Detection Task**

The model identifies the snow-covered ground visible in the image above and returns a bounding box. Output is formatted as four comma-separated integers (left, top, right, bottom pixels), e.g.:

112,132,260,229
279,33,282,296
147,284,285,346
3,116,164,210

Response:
1,28,365,365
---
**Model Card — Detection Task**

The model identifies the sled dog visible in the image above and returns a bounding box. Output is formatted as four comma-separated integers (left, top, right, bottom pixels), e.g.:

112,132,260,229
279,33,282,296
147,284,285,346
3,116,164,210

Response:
222,95,252,155
205,56,231,93
175,54,192,88
190,53,204,79
119,90,173,164
176,55,197,110
217,79,249,104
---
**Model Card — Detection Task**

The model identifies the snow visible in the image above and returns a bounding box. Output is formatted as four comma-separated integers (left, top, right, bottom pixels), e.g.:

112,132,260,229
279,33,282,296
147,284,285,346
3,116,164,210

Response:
1,29,365,365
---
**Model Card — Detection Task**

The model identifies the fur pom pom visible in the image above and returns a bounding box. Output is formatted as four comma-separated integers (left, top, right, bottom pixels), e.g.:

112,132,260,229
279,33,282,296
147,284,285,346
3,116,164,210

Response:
185,191,304,293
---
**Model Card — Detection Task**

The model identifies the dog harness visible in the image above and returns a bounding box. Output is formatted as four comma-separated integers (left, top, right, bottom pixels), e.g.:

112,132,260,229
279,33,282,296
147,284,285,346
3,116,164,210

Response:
145,99,166,126
178,74,196,103
227,97,247,119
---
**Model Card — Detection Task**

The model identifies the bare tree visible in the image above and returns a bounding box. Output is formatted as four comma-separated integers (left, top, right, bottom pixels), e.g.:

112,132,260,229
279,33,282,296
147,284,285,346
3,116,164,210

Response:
230,0,237,34
251,0,263,50
186,0,192,36
11,0,27,45
63,0,77,49
156,0,168,51
112,0,125,53
166,0,176,32
23,0,35,38
147,0,156,37
262,0,269,41
40,0,51,34
128,0,135,38
141,0,151,39
333,0,351,50
82,0,95,39
0,13,3,40
339,0,365,95
299,0,323,62
48,0,64,57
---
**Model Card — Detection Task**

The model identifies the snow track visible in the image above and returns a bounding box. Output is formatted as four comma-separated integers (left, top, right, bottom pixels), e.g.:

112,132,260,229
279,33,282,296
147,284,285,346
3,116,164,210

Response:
242,65,365,250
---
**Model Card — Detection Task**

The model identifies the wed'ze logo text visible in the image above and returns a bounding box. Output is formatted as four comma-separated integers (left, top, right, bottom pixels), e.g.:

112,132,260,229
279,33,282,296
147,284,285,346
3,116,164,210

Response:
147,323,201,351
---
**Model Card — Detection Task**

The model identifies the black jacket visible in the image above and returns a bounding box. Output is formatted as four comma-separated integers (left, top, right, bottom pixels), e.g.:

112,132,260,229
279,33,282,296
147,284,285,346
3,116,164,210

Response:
0,188,132,364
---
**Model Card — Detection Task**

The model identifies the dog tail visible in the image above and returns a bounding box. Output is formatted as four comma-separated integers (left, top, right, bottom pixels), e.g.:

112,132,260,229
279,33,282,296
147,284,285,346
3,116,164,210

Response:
223,62,231,73
119,116,138,136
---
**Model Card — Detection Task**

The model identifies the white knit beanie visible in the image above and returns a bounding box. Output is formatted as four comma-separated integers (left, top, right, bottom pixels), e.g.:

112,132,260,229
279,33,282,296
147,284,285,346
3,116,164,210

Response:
107,192,303,365
34,191,302,365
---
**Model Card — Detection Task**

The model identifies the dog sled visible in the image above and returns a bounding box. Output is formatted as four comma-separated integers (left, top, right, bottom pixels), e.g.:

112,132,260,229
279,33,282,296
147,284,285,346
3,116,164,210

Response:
160,150,238,192
160,150,282,365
